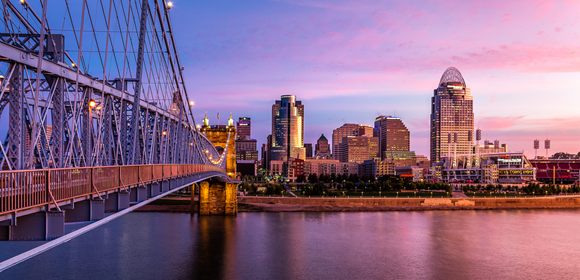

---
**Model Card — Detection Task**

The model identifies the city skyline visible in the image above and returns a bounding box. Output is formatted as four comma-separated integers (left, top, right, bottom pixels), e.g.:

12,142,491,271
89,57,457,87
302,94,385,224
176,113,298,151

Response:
170,0,580,159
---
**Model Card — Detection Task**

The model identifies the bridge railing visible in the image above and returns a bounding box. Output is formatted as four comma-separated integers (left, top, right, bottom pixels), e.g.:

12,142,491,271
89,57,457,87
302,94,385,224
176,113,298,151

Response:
0,164,225,217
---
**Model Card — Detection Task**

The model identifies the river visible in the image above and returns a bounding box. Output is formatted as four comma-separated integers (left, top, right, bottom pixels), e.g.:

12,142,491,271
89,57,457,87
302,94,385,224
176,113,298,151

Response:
1,210,580,279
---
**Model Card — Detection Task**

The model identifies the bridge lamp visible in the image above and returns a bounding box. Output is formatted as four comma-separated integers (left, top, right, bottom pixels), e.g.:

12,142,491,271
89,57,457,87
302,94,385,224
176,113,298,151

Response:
96,106,101,110
71,62,76,68
167,2,173,9
88,100,97,108
19,0,25,4
162,131,167,136
189,101,194,106
190,142,193,146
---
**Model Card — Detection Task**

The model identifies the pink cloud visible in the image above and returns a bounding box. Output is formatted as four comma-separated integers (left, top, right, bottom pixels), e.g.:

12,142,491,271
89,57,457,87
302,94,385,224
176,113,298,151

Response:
479,116,525,130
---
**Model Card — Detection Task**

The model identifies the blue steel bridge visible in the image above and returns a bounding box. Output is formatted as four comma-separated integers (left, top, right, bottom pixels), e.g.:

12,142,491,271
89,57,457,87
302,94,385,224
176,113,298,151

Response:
0,0,234,244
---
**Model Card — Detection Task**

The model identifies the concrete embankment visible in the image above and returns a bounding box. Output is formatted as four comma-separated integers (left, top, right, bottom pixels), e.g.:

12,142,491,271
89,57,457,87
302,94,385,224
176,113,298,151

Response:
239,196,580,211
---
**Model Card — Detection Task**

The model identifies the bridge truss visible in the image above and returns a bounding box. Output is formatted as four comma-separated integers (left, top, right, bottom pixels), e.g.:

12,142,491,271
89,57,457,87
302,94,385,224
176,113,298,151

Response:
0,0,227,171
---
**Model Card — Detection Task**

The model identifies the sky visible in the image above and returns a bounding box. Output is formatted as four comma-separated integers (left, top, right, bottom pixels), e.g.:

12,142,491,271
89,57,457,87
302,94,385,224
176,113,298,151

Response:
168,0,580,159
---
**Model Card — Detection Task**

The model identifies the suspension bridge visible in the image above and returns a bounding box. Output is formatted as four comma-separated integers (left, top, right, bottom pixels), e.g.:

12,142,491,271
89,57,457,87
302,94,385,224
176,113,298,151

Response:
0,0,236,243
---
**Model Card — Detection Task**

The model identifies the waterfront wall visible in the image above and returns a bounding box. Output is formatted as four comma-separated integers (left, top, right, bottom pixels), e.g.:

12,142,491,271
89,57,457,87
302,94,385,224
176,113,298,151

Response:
239,196,580,208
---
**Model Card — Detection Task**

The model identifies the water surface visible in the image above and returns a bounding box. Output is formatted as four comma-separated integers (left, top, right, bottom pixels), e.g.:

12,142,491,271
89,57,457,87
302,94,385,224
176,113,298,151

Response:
2,210,580,279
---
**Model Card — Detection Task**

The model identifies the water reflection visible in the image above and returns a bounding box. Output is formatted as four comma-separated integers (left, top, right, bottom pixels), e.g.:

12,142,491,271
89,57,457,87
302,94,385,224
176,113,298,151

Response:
2,210,580,280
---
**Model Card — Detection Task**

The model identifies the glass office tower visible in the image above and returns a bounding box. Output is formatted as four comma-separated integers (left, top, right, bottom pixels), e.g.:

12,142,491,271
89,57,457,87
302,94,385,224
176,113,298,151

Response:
271,95,305,161
430,67,474,164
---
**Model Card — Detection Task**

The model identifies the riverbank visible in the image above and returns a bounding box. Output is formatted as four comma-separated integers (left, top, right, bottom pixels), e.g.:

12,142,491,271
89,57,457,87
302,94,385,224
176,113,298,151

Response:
133,195,580,213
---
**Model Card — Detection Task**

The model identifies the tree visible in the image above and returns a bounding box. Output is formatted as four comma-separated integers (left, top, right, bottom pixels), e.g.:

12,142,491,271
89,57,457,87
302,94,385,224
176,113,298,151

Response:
360,175,369,183
308,173,319,183
348,174,358,183
330,173,337,182
296,174,306,183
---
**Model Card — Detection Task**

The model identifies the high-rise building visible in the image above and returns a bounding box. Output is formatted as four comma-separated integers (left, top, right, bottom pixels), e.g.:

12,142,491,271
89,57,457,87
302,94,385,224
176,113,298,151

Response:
236,117,251,140
358,125,373,137
235,139,258,161
373,116,410,159
304,143,313,158
261,134,272,169
332,123,373,160
235,117,257,161
333,124,359,160
430,67,474,164
339,136,379,163
315,134,330,157
271,95,305,163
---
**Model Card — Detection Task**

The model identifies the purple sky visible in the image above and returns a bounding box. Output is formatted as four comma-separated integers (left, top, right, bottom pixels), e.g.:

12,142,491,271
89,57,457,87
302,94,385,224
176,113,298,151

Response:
170,0,580,159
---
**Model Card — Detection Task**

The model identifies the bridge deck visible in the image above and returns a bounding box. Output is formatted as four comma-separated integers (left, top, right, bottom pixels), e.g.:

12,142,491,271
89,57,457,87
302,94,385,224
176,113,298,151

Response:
0,164,226,222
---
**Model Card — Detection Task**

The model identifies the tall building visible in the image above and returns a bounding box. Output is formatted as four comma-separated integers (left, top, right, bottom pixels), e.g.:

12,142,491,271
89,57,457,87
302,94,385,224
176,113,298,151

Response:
235,139,258,161
236,117,251,140
261,134,272,169
373,116,410,159
304,143,313,158
235,117,258,161
430,67,474,164
358,125,373,136
332,123,372,160
339,136,379,163
315,134,330,157
271,95,305,162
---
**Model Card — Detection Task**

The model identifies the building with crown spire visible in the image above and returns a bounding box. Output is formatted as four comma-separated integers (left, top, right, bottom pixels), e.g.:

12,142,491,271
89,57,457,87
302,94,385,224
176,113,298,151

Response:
430,67,474,164
315,134,330,158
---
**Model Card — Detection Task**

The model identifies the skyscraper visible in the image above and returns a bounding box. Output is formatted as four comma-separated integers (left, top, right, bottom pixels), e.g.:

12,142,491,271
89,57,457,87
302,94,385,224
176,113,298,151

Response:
358,125,373,137
236,117,251,140
373,116,410,159
430,67,474,164
271,95,305,162
315,134,330,157
304,143,313,158
339,136,380,163
332,123,363,160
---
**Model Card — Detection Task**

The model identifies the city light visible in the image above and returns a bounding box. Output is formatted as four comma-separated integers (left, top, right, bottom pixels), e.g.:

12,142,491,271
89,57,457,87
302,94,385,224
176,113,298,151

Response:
167,1,173,9
88,100,96,108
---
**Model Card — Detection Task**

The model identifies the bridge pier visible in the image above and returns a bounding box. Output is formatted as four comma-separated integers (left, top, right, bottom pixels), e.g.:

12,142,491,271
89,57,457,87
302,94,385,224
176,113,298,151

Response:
104,190,130,211
64,199,105,222
149,182,161,197
130,185,148,203
199,181,237,216
170,179,178,190
161,180,170,192
0,211,64,241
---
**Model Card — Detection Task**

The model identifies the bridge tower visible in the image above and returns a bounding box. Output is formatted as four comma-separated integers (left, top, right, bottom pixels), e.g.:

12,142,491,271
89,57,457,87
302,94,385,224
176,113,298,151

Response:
199,113,237,179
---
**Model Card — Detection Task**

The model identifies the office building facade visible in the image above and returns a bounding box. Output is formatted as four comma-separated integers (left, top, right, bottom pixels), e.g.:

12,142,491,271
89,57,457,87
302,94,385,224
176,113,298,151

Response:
315,134,330,158
339,136,379,163
332,123,373,161
373,116,410,159
271,95,305,162
430,67,474,164
236,117,251,140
